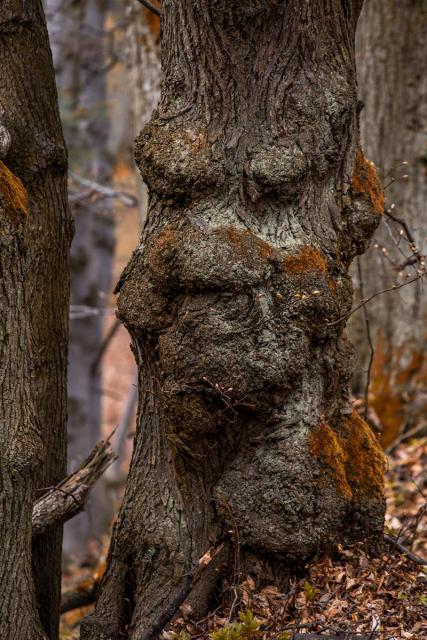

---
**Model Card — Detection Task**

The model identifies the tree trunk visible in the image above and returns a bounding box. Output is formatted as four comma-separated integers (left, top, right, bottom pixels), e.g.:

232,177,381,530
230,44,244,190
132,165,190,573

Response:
352,0,427,447
45,0,115,560
125,1,160,224
82,2,386,637
0,2,70,638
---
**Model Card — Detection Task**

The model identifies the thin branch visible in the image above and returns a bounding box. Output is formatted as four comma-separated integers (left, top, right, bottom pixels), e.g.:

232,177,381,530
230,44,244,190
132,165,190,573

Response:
61,580,98,614
357,257,374,421
32,435,117,538
70,305,117,320
384,534,427,567
69,171,138,207
91,318,121,375
135,0,160,18
137,544,224,640
325,272,425,328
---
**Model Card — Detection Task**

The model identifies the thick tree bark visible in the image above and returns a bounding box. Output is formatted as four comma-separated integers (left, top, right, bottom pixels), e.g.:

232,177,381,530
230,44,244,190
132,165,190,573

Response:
352,0,427,447
82,2,386,638
0,2,70,638
45,0,115,559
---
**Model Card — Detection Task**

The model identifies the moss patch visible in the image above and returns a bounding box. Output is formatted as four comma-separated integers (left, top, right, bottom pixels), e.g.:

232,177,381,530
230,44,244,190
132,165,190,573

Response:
309,422,352,500
283,246,327,275
351,149,384,216
0,160,28,220
309,412,385,501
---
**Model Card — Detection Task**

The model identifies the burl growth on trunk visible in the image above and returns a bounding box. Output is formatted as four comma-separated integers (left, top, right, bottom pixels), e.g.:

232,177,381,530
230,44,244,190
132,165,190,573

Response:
82,3,386,638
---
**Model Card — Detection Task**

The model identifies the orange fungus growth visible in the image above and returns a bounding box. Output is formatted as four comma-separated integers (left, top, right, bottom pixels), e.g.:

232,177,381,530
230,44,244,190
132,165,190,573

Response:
283,246,327,274
309,412,385,501
351,149,384,215
0,160,29,220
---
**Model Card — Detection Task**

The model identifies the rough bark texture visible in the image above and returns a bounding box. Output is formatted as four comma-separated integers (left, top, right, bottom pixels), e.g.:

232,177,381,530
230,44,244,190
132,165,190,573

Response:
0,165,46,639
32,437,116,538
352,0,427,446
126,1,160,225
45,0,115,558
0,2,70,638
82,2,386,638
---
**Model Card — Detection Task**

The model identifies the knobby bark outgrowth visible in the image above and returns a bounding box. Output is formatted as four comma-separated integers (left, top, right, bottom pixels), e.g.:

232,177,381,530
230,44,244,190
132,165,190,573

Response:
351,0,427,447
82,2,386,638
0,2,71,638
45,0,115,559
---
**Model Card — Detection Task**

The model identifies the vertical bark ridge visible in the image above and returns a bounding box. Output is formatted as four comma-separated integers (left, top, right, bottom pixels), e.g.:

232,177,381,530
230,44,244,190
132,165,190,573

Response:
0,172,46,639
0,2,70,638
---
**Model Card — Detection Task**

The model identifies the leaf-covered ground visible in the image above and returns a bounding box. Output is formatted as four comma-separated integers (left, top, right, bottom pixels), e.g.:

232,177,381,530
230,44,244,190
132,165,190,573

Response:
60,437,427,640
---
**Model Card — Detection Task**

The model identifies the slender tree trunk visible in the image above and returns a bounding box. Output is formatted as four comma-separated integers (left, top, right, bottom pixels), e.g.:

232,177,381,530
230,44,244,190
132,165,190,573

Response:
0,2,70,638
82,2,386,637
126,1,160,224
352,0,427,447
45,0,115,559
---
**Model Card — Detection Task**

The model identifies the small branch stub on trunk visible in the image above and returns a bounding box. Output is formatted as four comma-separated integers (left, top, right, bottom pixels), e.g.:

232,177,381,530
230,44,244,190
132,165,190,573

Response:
32,436,117,538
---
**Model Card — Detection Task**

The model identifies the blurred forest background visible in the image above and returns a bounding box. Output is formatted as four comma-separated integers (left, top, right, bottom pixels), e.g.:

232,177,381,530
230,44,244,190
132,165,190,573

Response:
44,0,426,637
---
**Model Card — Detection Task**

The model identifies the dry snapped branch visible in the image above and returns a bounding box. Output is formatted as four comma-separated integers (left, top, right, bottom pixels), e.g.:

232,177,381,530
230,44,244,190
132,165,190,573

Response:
136,0,160,18
32,436,117,538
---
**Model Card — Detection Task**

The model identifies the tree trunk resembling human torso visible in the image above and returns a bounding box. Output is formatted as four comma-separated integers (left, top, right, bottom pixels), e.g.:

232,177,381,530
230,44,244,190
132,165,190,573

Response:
82,2,386,638
0,1,70,638
352,0,427,447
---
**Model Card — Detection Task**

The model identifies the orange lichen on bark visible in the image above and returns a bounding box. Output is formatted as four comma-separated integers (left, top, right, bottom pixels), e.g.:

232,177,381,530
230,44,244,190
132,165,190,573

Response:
309,412,385,501
351,149,384,215
0,160,28,219
217,227,273,260
341,412,386,496
283,246,327,274
309,422,352,500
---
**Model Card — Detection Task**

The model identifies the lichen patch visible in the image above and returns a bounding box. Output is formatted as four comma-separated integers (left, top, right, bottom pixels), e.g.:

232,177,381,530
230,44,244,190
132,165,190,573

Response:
351,149,384,215
282,246,327,274
0,160,29,220
309,412,385,501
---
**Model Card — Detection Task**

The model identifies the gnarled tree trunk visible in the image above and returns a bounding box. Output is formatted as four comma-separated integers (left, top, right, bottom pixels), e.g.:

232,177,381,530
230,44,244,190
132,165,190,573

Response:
0,1,70,638
82,2,386,637
352,0,427,447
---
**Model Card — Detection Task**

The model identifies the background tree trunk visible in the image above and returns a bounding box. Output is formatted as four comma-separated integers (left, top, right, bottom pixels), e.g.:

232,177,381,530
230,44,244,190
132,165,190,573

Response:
0,2,70,638
125,0,160,225
82,2,386,638
45,0,115,560
352,0,427,446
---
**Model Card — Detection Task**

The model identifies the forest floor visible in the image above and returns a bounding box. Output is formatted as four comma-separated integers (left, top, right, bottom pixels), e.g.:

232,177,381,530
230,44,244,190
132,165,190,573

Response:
60,435,427,640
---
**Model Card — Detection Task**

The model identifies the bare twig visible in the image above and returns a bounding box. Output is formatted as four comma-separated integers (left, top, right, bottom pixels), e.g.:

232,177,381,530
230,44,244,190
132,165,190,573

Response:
135,0,160,18
325,273,425,328
32,435,117,538
385,420,427,453
357,258,374,421
69,171,138,207
70,305,117,320
60,579,99,614
91,318,121,374
384,534,427,566
137,544,224,640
